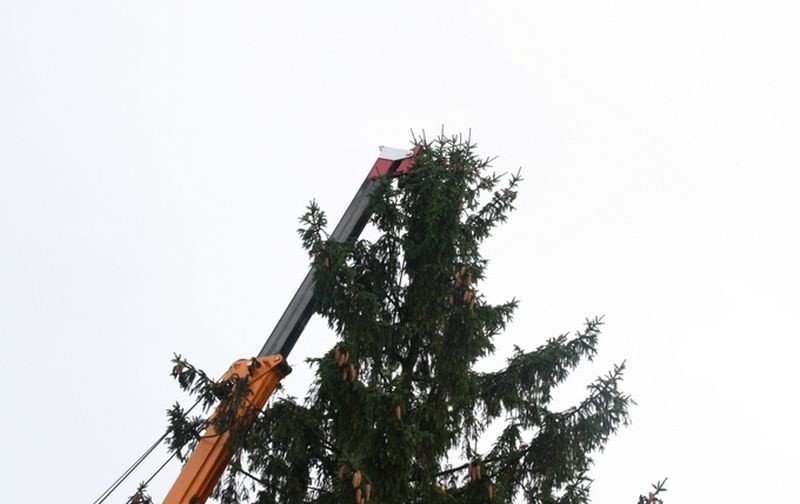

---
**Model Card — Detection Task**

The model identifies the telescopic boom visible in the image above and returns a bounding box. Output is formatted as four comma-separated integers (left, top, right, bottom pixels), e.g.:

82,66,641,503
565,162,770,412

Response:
163,145,419,504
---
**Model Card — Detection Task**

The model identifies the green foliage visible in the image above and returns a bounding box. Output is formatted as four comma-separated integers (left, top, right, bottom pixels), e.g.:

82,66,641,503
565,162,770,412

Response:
166,133,634,503
637,478,668,504
128,483,154,504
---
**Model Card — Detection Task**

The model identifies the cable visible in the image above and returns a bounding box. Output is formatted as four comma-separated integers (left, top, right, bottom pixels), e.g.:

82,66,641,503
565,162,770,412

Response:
92,432,167,504
142,449,179,488
92,398,202,504
124,449,181,504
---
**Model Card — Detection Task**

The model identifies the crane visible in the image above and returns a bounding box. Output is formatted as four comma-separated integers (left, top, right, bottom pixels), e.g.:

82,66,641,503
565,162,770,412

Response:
164,145,420,503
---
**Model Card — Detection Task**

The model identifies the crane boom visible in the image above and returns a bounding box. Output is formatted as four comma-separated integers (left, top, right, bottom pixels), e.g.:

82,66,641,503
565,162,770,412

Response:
164,145,419,504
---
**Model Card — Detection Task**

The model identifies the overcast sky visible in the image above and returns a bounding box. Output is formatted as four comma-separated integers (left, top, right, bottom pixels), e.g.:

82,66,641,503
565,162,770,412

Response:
1,1,799,502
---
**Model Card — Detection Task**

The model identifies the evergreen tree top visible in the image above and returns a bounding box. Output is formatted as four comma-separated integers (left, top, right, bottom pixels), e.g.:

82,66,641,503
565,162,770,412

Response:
164,133,637,504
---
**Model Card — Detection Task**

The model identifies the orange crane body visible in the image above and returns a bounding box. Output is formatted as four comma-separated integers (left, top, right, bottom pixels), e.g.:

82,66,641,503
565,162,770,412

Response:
164,355,288,503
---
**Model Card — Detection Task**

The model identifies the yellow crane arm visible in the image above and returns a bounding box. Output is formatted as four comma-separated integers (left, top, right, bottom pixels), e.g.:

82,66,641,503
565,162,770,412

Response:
163,355,288,504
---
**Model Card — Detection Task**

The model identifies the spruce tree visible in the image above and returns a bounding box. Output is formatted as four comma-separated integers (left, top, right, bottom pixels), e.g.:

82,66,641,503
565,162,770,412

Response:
165,133,633,504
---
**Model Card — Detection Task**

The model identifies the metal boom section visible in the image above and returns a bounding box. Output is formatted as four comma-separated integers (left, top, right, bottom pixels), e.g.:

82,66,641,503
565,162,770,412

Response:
163,145,418,504
258,145,418,359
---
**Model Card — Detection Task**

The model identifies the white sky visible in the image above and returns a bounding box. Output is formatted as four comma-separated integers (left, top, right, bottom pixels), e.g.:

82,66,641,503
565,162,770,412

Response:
1,1,798,502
